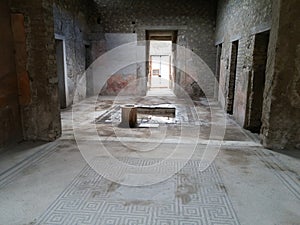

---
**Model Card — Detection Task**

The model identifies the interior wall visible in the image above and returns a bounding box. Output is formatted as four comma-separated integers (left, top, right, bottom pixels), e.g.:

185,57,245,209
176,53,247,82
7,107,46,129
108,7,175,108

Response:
10,0,61,142
0,0,23,146
261,0,300,150
0,0,104,145
53,0,99,105
99,33,138,96
94,0,218,97
215,0,272,125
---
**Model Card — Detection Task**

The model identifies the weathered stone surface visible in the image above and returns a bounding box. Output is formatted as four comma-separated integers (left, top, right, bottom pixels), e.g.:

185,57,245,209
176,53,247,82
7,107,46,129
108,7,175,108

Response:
53,0,98,105
9,0,61,142
216,0,272,125
11,14,31,107
216,0,300,150
0,0,23,146
245,31,270,133
261,0,300,150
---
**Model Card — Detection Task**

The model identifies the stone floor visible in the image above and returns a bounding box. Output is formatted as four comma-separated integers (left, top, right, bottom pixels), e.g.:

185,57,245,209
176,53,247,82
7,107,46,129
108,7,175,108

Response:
0,92,300,225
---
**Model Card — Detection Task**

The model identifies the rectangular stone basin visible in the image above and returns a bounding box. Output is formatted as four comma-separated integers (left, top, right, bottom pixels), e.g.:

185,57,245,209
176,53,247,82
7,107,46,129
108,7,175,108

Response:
136,104,176,117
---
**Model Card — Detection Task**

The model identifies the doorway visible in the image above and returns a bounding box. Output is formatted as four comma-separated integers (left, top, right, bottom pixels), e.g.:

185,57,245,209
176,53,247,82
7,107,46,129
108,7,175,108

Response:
227,40,239,114
85,44,91,70
149,42,172,89
246,31,270,133
55,38,67,109
85,44,94,97
146,30,177,96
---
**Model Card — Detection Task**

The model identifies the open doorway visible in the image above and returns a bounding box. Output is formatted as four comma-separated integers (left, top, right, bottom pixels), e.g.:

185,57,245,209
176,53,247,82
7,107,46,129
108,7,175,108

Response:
55,38,67,109
146,30,177,96
227,40,239,114
149,41,172,89
245,30,270,133
150,55,171,88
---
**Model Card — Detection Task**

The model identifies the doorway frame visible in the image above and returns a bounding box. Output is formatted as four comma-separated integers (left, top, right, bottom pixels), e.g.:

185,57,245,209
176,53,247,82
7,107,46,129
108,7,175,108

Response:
245,30,270,133
227,40,239,115
145,30,178,92
55,34,68,109
149,54,171,89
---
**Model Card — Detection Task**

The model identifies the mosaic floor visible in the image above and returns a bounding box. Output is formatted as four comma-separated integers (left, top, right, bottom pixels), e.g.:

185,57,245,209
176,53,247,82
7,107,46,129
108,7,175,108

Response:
36,159,240,225
1,95,299,225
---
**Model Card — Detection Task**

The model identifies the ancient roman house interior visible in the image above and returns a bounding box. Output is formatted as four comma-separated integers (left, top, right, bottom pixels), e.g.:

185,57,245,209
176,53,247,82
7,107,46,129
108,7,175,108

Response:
0,0,300,224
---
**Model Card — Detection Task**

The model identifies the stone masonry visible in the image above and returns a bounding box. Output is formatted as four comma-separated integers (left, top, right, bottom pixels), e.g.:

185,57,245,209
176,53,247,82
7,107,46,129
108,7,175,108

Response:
9,0,61,142
215,0,272,126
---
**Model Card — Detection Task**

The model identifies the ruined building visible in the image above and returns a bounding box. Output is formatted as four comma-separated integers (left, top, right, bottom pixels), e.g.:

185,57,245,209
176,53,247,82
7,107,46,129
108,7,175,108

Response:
0,0,299,224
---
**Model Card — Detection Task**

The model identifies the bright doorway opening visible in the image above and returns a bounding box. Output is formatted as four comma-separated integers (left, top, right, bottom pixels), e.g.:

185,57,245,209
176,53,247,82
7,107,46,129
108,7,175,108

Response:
149,41,172,90
146,30,177,96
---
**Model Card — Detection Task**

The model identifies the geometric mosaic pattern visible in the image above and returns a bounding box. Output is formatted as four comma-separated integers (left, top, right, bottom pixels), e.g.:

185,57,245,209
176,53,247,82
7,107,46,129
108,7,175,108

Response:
36,159,240,225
